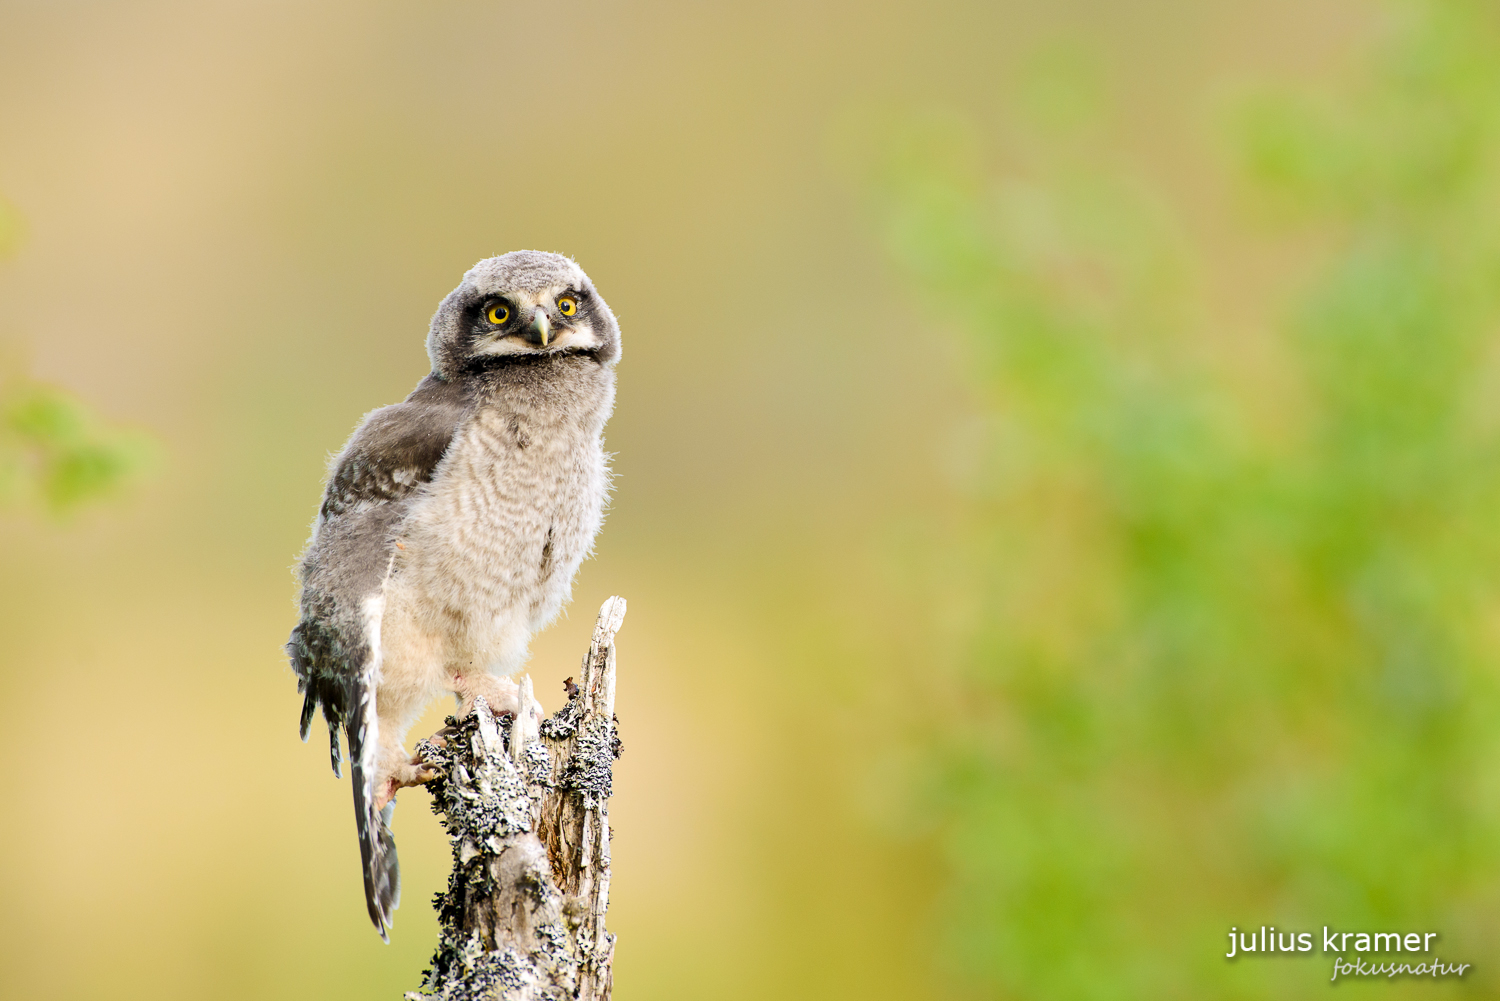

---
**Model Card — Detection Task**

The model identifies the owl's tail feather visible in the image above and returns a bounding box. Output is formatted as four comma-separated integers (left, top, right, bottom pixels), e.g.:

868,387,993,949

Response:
328,722,343,779
298,688,318,742
289,627,348,779
348,679,399,941
355,794,400,942
294,680,345,779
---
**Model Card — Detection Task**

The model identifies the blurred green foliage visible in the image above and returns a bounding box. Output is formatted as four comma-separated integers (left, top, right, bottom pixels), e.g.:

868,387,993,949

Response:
857,1,1500,997
0,201,153,517
0,377,156,516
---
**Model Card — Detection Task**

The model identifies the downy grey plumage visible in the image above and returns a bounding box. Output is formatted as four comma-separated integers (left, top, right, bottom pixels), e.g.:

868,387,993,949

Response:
286,251,621,939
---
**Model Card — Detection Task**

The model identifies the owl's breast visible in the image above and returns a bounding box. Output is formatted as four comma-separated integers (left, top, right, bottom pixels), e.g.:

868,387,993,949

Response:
390,370,613,651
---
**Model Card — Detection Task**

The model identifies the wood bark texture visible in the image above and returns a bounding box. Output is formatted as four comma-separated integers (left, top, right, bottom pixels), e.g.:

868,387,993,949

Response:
405,596,625,1001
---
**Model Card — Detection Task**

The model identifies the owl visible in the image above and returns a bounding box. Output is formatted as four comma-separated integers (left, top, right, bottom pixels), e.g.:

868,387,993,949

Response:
286,251,621,939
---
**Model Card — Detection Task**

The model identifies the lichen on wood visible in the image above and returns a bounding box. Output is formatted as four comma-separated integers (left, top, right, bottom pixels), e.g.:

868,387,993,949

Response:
405,596,625,1001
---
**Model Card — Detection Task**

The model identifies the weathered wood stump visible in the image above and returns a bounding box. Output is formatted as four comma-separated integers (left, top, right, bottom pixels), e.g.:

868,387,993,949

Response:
405,597,625,1001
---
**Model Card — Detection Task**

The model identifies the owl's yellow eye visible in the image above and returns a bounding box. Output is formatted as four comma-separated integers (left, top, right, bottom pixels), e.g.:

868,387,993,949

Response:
487,304,510,324
557,296,578,317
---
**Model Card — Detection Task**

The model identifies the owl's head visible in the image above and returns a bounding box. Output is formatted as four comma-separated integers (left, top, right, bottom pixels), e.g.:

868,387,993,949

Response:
427,251,621,378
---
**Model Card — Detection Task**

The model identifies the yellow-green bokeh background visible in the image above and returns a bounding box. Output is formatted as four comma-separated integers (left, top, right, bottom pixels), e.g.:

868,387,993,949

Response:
4,1,1493,999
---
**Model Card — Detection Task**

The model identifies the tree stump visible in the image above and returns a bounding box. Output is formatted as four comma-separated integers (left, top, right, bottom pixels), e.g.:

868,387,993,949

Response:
405,597,625,1001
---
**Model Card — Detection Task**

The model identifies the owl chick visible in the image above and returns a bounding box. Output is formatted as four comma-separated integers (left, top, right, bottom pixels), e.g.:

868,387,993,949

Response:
286,251,620,940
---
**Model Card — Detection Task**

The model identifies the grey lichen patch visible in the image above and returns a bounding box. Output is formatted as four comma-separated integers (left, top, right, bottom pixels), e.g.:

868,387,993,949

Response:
536,696,581,742
407,598,625,1001
519,740,554,792
430,701,533,846
559,716,618,805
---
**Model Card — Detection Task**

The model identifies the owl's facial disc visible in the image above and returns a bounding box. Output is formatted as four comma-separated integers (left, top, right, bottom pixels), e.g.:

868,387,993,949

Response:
469,286,603,359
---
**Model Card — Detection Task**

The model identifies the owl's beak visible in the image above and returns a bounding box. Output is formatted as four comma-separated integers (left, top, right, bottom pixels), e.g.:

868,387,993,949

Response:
528,308,551,347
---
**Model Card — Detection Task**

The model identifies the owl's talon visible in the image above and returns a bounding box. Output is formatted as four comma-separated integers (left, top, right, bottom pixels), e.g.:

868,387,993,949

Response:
454,673,522,720
398,758,443,786
374,755,445,810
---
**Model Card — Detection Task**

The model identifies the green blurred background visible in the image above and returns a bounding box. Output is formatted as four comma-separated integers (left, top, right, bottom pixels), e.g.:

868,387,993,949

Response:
3,0,1498,998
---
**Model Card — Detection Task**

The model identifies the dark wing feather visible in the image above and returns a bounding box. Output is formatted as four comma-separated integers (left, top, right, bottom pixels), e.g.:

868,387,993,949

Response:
286,373,469,940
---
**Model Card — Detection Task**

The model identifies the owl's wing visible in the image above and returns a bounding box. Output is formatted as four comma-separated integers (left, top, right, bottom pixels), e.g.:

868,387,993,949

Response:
286,373,469,941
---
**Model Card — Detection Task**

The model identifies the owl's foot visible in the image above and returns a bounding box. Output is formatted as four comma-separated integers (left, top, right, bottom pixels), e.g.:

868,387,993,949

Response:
454,673,521,720
374,754,443,811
